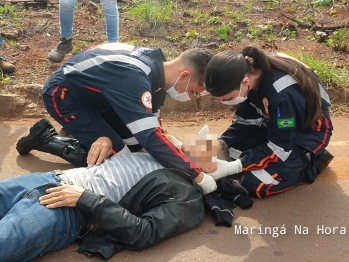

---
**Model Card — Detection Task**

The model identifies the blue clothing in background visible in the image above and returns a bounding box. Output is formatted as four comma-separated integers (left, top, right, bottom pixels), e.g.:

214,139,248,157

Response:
59,0,119,42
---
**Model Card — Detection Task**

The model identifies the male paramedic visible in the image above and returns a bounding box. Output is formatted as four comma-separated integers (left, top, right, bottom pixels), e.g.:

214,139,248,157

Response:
16,43,216,193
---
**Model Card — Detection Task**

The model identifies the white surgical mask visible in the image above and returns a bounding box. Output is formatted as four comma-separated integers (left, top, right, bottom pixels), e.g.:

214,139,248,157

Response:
166,73,191,102
221,83,248,106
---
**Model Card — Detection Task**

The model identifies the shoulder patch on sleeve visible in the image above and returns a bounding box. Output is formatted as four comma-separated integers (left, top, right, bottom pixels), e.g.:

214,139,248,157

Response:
277,118,295,129
142,91,152,109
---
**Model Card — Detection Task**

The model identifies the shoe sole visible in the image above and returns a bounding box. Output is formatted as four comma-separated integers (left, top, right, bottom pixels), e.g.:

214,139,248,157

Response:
16,118,53,155
48,46,73,63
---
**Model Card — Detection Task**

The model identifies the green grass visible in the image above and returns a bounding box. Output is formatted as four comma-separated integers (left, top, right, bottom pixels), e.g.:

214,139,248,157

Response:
279,27,297,41
208,16,222,25
128,0,173,30
6,39,17,49
216,25,230,41
0,4,16,17
324,29,349,52
286,52,349,112
0,70,11,84
287,52,349,91
1,0,348,110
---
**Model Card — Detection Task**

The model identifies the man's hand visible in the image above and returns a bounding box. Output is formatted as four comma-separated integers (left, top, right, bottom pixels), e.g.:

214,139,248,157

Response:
87,136,113,166
206,159,242,180
39,185,86,208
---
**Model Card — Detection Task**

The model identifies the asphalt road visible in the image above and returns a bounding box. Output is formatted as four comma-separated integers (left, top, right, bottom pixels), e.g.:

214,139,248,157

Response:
1,115,348,262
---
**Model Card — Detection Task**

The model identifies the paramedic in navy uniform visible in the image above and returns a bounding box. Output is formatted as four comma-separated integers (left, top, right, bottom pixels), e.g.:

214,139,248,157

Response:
202,46,334,198
16,43,216,194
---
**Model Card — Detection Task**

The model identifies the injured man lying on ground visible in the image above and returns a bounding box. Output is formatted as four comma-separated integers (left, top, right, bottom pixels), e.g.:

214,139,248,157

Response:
1,128,242,261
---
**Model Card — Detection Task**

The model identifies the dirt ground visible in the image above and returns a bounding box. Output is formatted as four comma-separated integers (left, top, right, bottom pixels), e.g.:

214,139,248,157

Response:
0,114,349,262
0,0,349,261
0,0,349,118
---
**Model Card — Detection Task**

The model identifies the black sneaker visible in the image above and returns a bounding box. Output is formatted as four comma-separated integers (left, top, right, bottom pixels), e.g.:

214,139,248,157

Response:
16,118,58,155
48,38,73,63
315,149,334,174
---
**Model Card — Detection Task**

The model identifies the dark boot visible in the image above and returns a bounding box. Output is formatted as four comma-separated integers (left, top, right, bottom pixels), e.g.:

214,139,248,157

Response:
48,37,73,63
16,118,58,155
16,118,87,167
315,149,334,174
40,136,88,167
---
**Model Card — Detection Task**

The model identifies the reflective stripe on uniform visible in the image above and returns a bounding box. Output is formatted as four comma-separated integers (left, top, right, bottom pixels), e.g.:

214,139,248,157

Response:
251,169,279,185
235,115,264,126
211,206,234,217
122,137,139,145
126,116,160,135
273,75,330,105
319,83,330,104
229,147,242,160
63,54,151,76
273,75,297,93
267,141,292,162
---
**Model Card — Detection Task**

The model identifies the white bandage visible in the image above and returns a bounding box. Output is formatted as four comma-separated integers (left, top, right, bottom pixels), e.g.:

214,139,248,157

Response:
206,159,242,180
197,172,217,195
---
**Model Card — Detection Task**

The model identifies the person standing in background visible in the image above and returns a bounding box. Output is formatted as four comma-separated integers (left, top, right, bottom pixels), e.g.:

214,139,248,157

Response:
48,0,119,63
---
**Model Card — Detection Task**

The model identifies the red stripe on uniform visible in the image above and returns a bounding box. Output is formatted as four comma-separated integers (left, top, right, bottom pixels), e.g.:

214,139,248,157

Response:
51,84,70,123
313,114,331,153
265,181,307,197
243,153,279,172
154,127,201,175
81,86,102,93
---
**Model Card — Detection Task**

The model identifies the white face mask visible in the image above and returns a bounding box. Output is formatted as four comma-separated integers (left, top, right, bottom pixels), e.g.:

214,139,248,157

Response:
166,73,191,102
221,83,248,106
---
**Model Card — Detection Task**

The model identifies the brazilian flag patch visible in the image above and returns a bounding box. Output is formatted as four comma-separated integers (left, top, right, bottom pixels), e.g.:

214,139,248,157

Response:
277,118,295,129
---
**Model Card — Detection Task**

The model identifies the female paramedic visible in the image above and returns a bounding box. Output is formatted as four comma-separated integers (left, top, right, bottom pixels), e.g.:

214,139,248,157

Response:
204,46,334,198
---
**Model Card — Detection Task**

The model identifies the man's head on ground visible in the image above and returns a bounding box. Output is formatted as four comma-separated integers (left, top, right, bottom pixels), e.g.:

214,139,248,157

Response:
183,134,229,172
163,48,213,102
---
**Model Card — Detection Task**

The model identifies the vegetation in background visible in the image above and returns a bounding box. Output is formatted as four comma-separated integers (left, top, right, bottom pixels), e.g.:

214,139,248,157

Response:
128,0,173,30
288,51,349,93
324,29,349,52
0,0,348,110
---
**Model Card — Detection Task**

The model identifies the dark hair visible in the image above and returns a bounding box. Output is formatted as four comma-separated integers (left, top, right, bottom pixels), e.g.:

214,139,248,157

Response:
205,46,322,129
205,51,249,96
217,139,230,161
180,48,213,86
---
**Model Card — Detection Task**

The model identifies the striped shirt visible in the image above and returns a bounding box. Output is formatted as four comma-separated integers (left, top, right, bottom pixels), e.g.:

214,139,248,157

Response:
62,153,164,203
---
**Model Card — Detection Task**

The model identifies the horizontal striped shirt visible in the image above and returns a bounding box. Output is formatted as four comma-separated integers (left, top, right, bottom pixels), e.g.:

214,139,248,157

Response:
63,153,164,203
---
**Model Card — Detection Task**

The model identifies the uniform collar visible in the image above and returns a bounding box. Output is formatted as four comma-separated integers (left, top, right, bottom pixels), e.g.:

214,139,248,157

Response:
142,48,166,92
